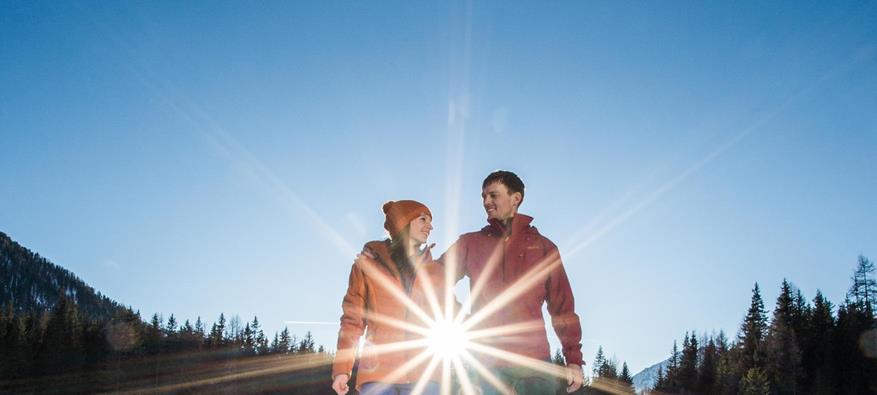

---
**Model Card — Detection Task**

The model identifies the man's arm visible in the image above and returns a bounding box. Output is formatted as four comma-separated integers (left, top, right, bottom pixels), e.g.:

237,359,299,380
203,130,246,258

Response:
436,237,468,284
543,240,585,392
543,239,584,368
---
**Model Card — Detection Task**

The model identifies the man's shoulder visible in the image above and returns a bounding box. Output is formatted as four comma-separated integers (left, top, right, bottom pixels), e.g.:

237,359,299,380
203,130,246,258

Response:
357,240,391,267
522,224,559,249
458,226,492,240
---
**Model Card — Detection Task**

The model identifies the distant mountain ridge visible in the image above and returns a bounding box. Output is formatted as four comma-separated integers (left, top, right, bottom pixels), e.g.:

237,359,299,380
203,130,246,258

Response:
0,231,126,321
631,358,669,393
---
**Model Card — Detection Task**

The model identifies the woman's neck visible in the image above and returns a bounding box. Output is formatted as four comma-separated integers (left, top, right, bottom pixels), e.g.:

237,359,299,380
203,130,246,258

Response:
405,240,421,259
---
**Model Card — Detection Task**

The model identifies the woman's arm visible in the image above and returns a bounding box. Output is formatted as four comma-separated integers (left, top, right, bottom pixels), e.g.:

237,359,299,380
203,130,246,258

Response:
331,261,367,381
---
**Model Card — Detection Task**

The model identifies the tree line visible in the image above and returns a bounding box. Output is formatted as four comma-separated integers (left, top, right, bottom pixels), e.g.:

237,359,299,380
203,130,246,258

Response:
0,298,331,393
551,341,637,393
651,255,876,394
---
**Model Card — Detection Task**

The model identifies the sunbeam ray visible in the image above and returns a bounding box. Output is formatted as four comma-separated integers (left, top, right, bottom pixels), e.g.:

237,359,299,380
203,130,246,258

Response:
452,242,505,326
106,352,332,395
559,32,866,262
414,257,449,325
462,252,562,331
71,4,359,259
465,319,547,341
362,310,433,337
353,338,431,358
451,354,479,395
377,349,436,386
459,349,513,395
466,342,567,379
356,258,438,327
409,354,443,395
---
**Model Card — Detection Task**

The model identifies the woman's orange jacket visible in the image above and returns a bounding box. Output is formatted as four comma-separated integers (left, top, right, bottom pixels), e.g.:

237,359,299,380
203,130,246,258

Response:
332,240,458,389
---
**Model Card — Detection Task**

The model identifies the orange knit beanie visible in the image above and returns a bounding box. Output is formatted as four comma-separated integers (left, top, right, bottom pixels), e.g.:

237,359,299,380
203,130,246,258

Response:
382,200,432,239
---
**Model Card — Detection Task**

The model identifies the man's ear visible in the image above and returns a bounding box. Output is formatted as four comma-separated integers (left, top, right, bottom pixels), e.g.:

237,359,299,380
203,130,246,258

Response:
512,192,522,207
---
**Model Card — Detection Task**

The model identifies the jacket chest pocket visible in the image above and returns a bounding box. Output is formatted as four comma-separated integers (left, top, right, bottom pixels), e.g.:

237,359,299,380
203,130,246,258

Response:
520,243,549,298
521,242,545,267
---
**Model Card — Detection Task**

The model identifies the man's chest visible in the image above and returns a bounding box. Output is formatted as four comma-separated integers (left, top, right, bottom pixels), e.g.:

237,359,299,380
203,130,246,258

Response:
465,234,548,283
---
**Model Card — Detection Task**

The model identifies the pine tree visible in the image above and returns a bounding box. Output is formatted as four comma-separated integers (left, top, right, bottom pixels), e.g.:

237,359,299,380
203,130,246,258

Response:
836,297,872,394
740,367,770,395
145,313,164,354
655,340,681,393
298,331,316,354
242,323,255,355
552,348,565,365
599,357,618,380
807,290,836,393
251,316,268,355
849,255,876,317
164,314,178,353
765,316,802,394
791,288,811,343
738,283,768,375
271,332,280,354
38,294,84,374
679,331,698,392
1,307,31,378
165,314,178,334
194,316,206,349
698,336,717,393
210,313,226,348
179,319,196,350
667,340,680,390
715,331,739,394
774,280,795,327
619,362,633,384
278,327,291,354
654,365,665,390
593,346,606,377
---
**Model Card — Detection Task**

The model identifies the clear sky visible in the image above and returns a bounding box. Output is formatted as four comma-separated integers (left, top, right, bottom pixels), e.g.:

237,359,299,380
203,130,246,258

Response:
2,1,875,374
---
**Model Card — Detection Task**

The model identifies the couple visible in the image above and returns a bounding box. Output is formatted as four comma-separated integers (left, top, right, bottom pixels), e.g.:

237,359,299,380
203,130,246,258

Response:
332,171,584,395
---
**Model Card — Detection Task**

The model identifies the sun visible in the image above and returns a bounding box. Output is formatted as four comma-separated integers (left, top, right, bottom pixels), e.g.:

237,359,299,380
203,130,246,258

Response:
426,318,471,361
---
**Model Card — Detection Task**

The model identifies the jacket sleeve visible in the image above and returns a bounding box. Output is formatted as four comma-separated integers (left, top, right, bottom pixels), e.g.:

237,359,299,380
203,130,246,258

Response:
543,239,584,367
332,261,367,378
437,237,468,284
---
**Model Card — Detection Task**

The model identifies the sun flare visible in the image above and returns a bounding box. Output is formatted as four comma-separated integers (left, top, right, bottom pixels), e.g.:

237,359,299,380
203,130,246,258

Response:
426,319,471,360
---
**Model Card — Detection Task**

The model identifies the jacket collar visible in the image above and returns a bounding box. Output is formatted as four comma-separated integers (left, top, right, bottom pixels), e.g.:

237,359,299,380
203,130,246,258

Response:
363,240,434,275
486,213,533,237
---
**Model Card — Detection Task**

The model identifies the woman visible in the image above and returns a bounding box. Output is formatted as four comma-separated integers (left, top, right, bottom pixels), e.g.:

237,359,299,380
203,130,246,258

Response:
331,200,455,395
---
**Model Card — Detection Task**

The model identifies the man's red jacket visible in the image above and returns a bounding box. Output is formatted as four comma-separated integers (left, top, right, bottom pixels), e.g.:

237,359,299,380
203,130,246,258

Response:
439,213,584,367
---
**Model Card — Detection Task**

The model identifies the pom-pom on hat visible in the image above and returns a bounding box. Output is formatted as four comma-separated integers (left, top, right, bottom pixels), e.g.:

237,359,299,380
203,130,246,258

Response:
383,200,432,239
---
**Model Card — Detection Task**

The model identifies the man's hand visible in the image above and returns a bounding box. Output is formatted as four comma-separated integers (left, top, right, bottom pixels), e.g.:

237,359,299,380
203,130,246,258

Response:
332,374,350,395
566,364,584,393
357,247,376,260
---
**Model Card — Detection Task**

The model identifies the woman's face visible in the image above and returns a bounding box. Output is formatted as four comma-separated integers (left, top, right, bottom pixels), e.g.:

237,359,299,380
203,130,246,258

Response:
408,213,433,245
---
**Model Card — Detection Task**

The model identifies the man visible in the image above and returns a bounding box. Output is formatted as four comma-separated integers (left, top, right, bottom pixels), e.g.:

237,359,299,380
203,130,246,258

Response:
439,170,584,394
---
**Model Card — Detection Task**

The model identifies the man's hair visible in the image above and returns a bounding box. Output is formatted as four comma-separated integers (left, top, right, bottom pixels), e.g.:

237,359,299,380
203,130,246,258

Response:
482,170,525,204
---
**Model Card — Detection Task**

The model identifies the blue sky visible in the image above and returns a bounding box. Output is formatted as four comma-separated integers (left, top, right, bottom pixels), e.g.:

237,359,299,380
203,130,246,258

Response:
2,1,876,374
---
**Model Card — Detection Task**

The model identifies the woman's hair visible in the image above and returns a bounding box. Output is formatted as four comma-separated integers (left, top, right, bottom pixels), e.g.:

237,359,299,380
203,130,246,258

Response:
387,226,416,294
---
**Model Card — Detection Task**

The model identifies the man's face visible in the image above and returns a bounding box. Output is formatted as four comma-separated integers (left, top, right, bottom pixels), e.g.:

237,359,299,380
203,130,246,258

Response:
482,182,521,221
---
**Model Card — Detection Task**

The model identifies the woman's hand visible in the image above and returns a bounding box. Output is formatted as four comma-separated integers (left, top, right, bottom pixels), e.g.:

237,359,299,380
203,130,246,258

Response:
332,374,350,395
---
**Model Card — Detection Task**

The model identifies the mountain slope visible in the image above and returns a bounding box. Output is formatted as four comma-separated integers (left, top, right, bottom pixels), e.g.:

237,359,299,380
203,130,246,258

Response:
0,231,126,320
631,358,669,393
